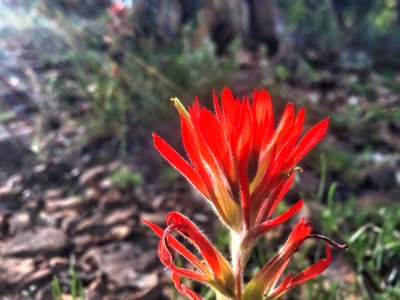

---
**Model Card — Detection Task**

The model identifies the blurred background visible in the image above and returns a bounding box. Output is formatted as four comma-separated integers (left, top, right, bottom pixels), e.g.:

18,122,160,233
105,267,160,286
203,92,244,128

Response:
0,0,399,299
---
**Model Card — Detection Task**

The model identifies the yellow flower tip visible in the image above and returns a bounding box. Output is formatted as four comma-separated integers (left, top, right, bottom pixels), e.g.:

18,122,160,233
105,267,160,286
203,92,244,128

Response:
293,166,303,173
170,97,190,120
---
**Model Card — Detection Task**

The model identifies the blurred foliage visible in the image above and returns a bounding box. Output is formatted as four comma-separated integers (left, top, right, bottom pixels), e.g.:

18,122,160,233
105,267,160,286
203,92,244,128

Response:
52,266,85,300
278,0,400,69
49,18,239,150
108,166,143,189
278,0,340,62
313,183,400,299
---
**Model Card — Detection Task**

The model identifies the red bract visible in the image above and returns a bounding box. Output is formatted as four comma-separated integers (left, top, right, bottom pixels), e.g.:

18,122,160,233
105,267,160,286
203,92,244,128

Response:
242,219,342,300
142,212,236,299
153,88,328,232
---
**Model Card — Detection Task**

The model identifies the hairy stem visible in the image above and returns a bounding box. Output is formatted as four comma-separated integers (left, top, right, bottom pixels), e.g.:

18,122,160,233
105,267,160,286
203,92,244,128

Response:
230,231,250,300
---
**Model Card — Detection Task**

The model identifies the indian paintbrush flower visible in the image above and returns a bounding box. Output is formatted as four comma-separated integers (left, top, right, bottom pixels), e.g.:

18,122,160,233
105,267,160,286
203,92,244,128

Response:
153,88,328,233
142,87,345,299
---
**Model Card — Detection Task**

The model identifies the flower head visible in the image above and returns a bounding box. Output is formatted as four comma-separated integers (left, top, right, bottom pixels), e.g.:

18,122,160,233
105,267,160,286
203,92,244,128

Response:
153,88,328,232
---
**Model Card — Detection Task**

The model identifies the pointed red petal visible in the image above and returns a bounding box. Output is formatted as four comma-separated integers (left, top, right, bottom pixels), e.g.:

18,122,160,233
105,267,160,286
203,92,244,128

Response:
235,103,252,228
221,87,236,132
213,90,224,122
199,109,231,178
268,245,332,299
264,102,294,151
153,133,209,197
252,89,274,153
266,173,296,219
255,173,295,224
258,200,303,232
172,272,204,300
280,107,305,154
243,200,303,248
289,118,329,165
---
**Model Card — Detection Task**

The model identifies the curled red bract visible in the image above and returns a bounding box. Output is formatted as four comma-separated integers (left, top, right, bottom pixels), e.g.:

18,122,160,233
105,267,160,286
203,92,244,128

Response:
142,212,236,298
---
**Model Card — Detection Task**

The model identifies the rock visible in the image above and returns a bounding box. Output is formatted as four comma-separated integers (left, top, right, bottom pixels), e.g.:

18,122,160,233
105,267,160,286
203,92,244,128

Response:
0,258,35,286
36,211,59,228
19,267,52,291
80,242,157,289
59,209,80,232
140,211,166,226
107,224,132,240
103,208,137,226
1,227,68,257
8,212,31,234
45,196,85,212
99,178,113,190
84,187,100,200
43,188,65,200
84,277,107,300
0,184,20,203
150,195,165,210
72,234,94,253
74,211,102,234
79,165,107,187
99,190,122,206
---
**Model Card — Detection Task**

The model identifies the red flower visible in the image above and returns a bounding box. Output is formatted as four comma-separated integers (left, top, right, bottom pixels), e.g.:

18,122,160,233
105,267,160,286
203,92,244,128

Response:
153,88,328,232
142,212,236,299
242,219,346,299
